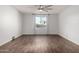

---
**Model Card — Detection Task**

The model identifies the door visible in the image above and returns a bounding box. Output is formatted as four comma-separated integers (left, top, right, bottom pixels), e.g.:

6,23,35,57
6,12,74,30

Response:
34,15,48,35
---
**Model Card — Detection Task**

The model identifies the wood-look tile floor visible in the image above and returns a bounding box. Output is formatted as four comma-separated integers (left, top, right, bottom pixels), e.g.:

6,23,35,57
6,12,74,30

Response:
0,35,79,53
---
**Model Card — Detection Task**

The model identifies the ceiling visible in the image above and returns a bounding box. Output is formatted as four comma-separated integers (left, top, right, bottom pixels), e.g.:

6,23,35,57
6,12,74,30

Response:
14,5,70,14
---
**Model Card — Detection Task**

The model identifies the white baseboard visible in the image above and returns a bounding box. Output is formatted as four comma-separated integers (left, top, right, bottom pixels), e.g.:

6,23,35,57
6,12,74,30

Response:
0,33,79,46
0,34,22,46
23,34,58,35
58,32,79,45
0,39,11,46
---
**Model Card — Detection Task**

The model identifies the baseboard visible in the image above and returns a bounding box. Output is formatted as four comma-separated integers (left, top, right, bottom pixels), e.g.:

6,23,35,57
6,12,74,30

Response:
58,33,79,45
22,34,58,36
0,39,11,46
0,34,22,46
15,34,22,39
1,33,78,46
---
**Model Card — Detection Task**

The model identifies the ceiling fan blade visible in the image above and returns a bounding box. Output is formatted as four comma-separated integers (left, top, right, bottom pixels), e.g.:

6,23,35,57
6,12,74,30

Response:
44,8,52,10
43,9,48,12
36,5,53,12
44,5,53,8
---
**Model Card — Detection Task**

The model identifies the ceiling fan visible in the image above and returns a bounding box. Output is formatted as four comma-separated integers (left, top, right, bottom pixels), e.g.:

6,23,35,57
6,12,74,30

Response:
37,5,53,12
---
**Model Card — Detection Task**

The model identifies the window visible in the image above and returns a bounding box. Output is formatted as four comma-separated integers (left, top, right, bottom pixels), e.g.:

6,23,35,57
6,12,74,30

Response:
35,15,47,27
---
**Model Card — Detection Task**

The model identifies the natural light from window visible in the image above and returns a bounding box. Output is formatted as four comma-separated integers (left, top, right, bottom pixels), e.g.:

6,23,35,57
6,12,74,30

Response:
35,16,47,27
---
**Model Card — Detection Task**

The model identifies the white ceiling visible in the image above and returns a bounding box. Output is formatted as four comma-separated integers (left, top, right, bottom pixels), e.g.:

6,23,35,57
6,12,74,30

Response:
14,5,70,14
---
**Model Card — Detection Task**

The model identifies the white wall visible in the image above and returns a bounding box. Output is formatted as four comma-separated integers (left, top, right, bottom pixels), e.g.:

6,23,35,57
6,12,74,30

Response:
22,14,34,34
22,14,58,34
48,14,58,34
59,6,79,45
0,6,22,46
